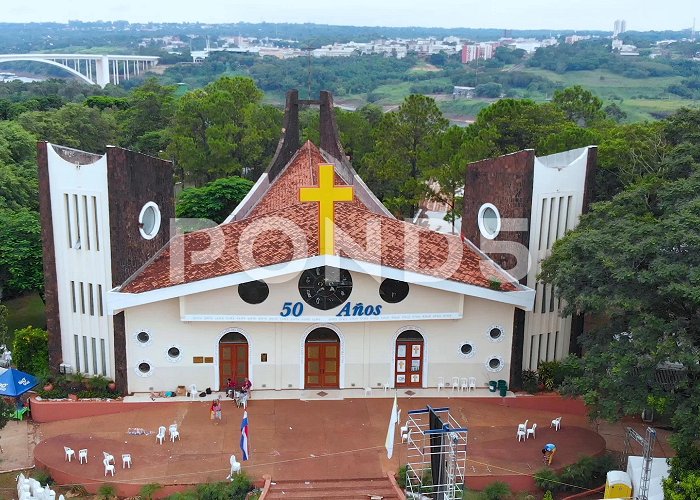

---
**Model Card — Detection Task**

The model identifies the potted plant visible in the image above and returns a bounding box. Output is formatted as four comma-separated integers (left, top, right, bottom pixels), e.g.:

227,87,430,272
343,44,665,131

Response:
107,380,117,392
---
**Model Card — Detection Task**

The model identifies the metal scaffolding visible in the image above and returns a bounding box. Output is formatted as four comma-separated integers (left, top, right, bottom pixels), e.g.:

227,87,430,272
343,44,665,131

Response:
623,426,656,500
404,405,468,500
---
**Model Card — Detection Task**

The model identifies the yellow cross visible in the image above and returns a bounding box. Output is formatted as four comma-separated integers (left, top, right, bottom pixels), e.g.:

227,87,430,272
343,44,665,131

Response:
299,164,354,255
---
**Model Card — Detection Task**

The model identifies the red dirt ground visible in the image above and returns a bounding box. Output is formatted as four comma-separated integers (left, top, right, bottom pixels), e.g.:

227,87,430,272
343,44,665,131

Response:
33,395,609,496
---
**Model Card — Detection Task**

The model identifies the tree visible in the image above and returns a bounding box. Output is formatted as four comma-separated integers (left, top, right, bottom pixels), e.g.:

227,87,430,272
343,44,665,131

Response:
167,77,279,185
0,208,43,299
551,85,605,127
12,326,49,376
540,158,700,472
17,103,118,153
176,177,254,224
665,473,700,500
119,78,176,153
362,94,448,218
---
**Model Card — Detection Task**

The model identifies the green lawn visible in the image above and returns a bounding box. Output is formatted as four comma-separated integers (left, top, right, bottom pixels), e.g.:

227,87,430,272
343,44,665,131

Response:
3,293,46,346
438,99,491,117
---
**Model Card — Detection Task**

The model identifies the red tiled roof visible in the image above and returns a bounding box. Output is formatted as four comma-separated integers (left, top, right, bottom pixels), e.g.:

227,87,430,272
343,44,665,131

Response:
120,143,519,295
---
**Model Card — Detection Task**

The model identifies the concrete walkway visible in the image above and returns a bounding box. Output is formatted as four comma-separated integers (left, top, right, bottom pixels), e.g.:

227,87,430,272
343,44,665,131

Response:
0,420,36,472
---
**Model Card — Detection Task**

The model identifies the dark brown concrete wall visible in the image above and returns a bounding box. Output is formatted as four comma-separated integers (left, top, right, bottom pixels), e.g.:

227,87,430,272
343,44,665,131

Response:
37,142,62,371
106,147,173,391
267,90,300,181
319,90,347,162
462,150,535,388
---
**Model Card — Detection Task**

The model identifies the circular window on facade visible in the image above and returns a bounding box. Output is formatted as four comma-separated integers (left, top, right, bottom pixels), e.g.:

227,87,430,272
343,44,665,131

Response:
238,280,270,304
379,278,410,303
460,342,475,359
488,325,505,342
136,360,154,377
138,202,162,240
167,346,181,362
477,203,501,240
486,356,504,372
136,330,151,345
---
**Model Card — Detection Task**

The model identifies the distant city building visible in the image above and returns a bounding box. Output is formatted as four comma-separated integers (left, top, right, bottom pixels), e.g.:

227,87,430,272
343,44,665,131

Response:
612,39,639,56
453,86,475,98
501,38,557,54
614,19,627,37
565,35,591,44
461,43,497,63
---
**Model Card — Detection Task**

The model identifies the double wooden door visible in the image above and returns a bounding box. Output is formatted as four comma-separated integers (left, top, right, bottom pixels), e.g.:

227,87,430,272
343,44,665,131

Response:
395,340,424,387
219,342,248,391
305,342,340,388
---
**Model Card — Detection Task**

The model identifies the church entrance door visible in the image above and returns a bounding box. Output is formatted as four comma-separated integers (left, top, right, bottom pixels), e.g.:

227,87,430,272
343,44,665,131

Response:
395,330,424,388
219,331,248,391
304,327,340,389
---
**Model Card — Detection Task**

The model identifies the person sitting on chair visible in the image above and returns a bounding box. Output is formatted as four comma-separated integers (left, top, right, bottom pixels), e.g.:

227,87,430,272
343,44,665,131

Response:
240,377,252,395
225,378,236,398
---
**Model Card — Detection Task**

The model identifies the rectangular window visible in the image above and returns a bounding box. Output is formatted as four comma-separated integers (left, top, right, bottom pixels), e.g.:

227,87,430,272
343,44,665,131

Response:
529,335,536,370
546,332,551,361
537,334,543,366
64,194,73,248
79,282,85,314
97,284,104,316
532,283,538,312
557,196,565,239
538,198,548,250
88,283,95,316
91,338,98,375
82,195,91,250
546,197,556,249
541,284,547,314
193,356,204,363
70,281,77,313
565,196,573,232
82,336,89,373
92,196,100,251
554,331,559,358
100,339,107,376
549,286,556,313
74,334,80,373
73,194,81,249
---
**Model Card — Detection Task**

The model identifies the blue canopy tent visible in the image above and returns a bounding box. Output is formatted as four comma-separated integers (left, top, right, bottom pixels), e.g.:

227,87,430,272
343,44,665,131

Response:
0,368,38,420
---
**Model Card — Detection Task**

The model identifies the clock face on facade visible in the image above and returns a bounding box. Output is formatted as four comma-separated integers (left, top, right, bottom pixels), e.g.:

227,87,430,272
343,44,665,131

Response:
379,278,410,303
298,266,353,310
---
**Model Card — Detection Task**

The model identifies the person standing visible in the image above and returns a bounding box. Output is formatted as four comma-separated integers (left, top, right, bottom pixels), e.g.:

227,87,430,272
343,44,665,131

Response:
211,398,222,424
542,443,556,465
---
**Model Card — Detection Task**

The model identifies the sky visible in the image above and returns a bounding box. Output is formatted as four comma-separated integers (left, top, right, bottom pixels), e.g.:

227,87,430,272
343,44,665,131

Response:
3,0,699,32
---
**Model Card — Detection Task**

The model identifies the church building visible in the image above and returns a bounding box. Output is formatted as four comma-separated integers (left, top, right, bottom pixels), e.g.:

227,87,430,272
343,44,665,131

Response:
39,90,539,394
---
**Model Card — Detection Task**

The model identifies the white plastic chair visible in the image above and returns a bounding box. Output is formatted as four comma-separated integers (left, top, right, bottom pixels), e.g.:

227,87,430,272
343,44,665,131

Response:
227,454,241,479
189,384,198,400
122,454,131,469
437,377,445,391
451,376,460,391
400,421,410,443
459,377,468,391
103,458,115,476
517,419,529,433
468,377,477,392
364,386,372,397
156,426,166,444
64,446,75,462
384,380,392,393
527,423,537,439
169,424,178,438
78,449,88,464
170,428,180,442
102,451,114,465
517,429,526,442
551,416,562,431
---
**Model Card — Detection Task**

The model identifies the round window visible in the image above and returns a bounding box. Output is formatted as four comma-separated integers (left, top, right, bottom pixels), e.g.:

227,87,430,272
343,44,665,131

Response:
460,342,475,358
486,356,504,372
477,203,501,240
137,331,150,344
138,202,161,240
138,362,151,373
238,280,270,304
488,326,504,342
379,278,410,303
168,347,181,359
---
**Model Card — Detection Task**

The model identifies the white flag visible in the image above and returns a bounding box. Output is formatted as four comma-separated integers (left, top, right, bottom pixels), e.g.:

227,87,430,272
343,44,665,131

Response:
385,394,399,459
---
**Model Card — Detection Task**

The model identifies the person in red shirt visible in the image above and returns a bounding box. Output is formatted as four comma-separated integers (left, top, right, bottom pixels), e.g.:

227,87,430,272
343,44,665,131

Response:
241,377,252,394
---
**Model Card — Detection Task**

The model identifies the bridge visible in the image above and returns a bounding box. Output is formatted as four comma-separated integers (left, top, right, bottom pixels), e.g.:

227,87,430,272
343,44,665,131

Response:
0,54,159,88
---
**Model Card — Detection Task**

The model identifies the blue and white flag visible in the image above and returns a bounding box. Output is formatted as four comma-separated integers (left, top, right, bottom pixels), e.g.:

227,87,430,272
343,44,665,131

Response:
240,411,249,461
385,395,399,459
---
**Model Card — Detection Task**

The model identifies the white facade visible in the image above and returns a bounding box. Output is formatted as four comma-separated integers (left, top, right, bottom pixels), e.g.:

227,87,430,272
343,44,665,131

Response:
522,147,592,370
120,270,517,393
46,145,115,378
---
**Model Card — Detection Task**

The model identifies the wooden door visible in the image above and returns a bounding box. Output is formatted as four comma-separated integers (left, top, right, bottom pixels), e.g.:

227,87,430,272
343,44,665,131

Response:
305,342,340,388
219,342,248,391
395,341,424,387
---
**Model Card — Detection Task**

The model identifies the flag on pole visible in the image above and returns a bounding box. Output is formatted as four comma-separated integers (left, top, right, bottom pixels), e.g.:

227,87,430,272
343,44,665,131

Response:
240,411,249,461
385,394,399,459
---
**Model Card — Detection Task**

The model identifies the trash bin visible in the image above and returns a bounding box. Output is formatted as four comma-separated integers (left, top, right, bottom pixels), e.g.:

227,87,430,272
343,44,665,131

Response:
499,386,508,397
497,379,508,389
488,381,498,392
